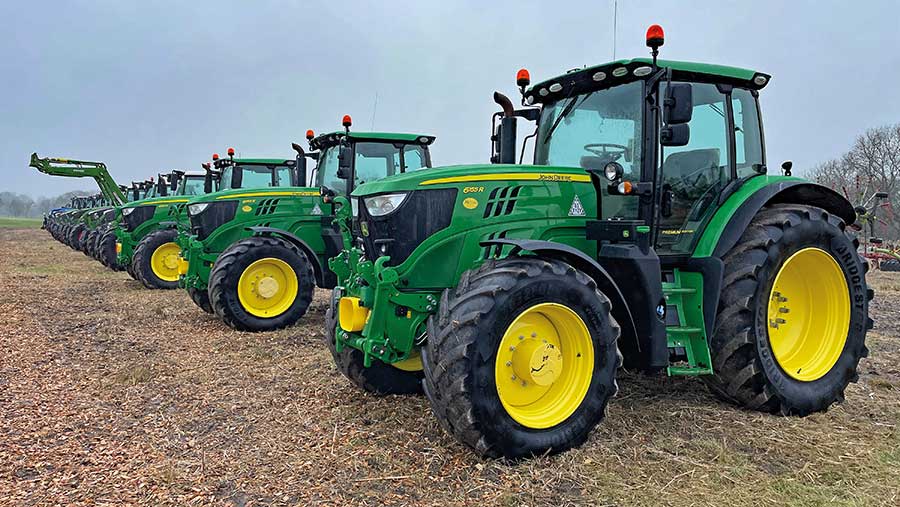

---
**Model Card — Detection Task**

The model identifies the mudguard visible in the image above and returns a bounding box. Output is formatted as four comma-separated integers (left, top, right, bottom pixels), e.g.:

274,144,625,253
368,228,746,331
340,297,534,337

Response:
712,181,855,258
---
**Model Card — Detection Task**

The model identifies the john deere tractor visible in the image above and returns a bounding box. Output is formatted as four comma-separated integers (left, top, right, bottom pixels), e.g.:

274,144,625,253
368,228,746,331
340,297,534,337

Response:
115,169,216,288
327,26,873,458
179,118,435,332
29,154,128,255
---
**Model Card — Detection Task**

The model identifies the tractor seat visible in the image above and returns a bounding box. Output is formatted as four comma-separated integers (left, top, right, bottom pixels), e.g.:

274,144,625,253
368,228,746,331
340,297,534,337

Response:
663,148,722,197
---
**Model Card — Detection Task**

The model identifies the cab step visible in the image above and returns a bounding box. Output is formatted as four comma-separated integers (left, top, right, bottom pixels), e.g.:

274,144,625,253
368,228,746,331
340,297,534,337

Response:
663,269,713,376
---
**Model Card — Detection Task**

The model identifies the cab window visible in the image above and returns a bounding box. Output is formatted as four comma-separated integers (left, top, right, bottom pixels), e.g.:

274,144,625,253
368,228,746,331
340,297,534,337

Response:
732,88,765,178
180,177,206,196
535,80,644,220
656,82,730,254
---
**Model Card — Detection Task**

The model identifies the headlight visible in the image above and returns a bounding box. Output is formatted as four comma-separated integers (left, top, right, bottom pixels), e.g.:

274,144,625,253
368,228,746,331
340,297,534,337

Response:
604,162,623,182
188,203,211,216
122,207,135,216
364,193,408,217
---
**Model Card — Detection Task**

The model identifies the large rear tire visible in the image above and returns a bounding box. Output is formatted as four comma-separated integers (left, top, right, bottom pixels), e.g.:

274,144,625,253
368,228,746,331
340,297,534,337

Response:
703,204,873,416
208,236,315,332
423,257,620,459
132,229,181,289
323,294,423,395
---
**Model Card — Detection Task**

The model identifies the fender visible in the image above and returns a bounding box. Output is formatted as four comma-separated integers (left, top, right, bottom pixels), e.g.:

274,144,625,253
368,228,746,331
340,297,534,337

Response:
711,181,856,258
246,226,327,287
480,238,640,364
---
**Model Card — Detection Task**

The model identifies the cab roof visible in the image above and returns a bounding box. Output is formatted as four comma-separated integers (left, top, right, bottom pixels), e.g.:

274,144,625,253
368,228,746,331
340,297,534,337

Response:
525,58,770,105
309,131,435,151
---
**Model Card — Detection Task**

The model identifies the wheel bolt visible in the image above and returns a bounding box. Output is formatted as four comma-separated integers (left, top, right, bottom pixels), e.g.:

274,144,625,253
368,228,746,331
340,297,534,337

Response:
505,361,512,367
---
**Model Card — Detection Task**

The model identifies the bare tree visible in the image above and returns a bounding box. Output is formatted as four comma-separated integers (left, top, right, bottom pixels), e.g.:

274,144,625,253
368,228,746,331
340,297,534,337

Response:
809,122,900,240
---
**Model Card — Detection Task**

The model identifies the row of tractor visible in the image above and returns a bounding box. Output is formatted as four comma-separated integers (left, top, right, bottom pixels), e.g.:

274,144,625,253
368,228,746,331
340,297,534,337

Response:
34,26,876,459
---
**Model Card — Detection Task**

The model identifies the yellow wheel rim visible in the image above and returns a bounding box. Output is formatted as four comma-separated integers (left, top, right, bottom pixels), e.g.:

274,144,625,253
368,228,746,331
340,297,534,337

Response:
495,303,594,429
392,352,423,372
150,242,182,282
237,258,299,318
767,247,851,382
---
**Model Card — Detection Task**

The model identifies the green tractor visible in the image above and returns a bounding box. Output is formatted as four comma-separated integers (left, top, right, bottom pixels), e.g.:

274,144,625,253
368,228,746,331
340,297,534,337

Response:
29,153,128,254
115,168,216,288
327,25,874,458
179,118,435,332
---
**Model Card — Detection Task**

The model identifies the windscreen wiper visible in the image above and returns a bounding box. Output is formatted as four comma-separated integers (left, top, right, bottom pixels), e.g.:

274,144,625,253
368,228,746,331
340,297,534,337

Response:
542,91,594,143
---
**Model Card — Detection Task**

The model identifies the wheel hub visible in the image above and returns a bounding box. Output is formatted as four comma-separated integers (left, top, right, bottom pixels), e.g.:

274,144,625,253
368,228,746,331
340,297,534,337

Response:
256,276,280,299
509,338,563,386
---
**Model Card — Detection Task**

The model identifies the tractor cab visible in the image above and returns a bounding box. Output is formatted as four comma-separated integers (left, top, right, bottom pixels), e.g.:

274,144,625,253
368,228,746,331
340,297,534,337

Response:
489,29,786,374
212,147,302,192
310,116,435,200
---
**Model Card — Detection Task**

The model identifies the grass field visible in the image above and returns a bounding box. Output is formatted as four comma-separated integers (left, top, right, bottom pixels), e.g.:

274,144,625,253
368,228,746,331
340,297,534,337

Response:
0,216,42,229
1,228,898,506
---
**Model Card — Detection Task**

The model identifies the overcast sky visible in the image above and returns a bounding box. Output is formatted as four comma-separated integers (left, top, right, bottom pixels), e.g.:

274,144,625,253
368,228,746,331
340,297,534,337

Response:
3,0,899,196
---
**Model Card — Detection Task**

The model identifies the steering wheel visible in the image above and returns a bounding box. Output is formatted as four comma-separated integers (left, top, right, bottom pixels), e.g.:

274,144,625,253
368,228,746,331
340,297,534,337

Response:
583,143,628,162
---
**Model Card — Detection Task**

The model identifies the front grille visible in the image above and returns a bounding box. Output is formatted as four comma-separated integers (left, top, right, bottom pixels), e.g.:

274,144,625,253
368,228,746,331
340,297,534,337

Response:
190,201,238,240
483,186,521,218
123,205,155,231
255,198,280,216
358,189,457,266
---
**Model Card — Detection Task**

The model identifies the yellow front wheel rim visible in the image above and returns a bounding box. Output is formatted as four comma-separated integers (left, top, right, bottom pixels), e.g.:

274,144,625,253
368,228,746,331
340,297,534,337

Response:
150,242,182,282
495,303,594,429
237,258,299,318
767,247,851,382
392,352,424,372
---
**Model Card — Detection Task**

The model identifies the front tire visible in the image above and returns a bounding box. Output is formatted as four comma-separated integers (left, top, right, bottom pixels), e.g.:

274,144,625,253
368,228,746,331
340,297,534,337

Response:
704,204,873,416
323,295,423,394
188,287,213,314
132,229,181,289
208,236,315,332
423,257,620,459
98,230,122,271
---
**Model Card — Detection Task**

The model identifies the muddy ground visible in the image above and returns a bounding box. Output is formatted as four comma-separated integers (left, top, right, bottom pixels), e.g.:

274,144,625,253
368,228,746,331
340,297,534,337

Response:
1,227,898,506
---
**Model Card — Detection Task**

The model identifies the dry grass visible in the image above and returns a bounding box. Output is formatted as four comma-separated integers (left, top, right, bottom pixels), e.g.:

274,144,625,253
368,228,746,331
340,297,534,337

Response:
0,227,898,506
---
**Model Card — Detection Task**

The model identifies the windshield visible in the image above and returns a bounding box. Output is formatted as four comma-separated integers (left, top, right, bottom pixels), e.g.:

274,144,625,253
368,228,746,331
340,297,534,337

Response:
535,80,644,219
317,141,429,194
220,163,293,190
178,176,207,196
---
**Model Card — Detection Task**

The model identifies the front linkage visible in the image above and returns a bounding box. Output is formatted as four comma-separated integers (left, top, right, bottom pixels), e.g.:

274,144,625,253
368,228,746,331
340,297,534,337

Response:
328,197,437,367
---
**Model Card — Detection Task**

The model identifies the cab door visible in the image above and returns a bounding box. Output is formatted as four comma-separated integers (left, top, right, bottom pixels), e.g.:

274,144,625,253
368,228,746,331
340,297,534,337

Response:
655,82,733,255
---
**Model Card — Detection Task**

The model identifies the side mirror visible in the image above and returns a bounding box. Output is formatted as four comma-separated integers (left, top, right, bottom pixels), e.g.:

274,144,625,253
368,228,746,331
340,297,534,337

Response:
157,177,168,197
337,144,352,180
661,123,690,147
664,83,693,125
231,166,243,189
204,173,213,193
